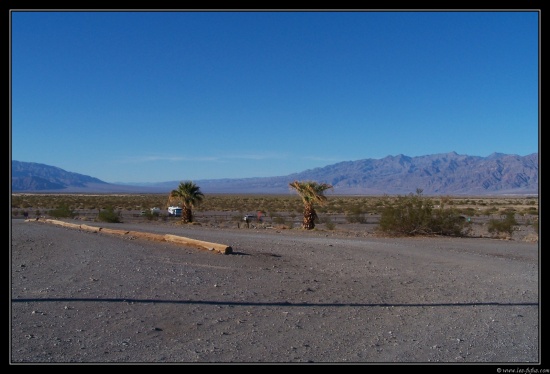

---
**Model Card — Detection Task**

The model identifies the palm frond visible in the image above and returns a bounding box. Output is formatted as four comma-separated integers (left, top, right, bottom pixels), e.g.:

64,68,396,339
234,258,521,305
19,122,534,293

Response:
289,180,333,229
167,181,205,223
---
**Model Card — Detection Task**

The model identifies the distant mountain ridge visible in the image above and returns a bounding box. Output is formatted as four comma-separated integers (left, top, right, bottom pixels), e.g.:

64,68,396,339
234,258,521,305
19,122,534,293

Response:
11,161,107,191
11,152,539,195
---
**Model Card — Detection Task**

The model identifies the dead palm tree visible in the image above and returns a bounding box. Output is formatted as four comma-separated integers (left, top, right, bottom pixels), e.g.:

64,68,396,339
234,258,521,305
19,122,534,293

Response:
168,181,204,223
289,180,333,230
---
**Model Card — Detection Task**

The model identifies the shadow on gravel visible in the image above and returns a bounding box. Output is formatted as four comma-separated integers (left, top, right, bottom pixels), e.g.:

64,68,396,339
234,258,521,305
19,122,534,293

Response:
224,251,280,257
12,298,538,308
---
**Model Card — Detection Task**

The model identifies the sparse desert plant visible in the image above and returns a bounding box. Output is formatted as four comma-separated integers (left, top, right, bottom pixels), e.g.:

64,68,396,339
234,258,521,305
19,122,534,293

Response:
97,206,121,223
481,207,499,217
377,189,469,237
431,207,471,237
11,193,538,237
525,206,538,216
141,209,159,221
378,189,433,236
272,216,286,225
461,207,476,217
49,204,76,219
487,212,518,237
322,217,336,230
346,206,367,223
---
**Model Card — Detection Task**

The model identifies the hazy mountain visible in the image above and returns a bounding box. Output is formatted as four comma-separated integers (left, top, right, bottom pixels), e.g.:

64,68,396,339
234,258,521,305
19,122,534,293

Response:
10,152,539,195
11,161,158,193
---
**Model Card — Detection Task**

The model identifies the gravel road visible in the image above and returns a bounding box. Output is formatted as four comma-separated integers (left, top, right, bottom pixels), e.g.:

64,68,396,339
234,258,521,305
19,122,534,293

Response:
10,218,540,364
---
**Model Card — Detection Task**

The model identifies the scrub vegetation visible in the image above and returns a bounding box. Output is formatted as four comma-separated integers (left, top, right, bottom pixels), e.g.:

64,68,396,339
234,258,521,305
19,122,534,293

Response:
11,191,539,238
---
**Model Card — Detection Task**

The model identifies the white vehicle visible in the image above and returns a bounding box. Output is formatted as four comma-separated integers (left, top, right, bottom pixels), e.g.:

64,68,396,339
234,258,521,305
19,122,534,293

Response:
168,206,182,217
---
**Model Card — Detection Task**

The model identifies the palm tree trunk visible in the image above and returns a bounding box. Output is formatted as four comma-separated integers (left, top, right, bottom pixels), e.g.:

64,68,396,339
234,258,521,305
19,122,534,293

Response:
182,206,193,223
302,204,317,230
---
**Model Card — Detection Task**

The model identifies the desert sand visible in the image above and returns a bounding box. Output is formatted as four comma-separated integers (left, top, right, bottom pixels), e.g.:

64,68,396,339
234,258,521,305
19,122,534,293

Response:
11,217,539,364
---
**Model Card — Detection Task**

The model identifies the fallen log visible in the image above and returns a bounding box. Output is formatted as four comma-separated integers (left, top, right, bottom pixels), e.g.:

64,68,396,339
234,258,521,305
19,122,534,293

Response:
98,227,130,236
25,219,232,255
164,234,232,255
127,230,166,242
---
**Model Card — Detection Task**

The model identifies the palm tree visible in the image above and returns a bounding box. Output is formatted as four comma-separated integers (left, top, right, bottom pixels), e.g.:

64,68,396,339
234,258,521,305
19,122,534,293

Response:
289,180,333,230
168,181,204,223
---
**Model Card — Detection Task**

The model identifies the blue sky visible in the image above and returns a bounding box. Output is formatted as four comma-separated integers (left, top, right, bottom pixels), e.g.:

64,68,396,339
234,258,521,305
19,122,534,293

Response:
10,10,539,184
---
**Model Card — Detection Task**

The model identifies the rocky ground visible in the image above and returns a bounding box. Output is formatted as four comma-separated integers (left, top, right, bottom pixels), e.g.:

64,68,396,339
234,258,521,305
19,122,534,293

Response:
10,215,540,365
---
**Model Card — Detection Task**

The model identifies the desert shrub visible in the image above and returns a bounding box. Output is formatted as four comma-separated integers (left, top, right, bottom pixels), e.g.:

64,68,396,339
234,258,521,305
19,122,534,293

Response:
49,204,76,219
378,190,434,236
321,216,336,230
142,209,159,221
97,206,121,223
482,207,499,217
502,208,517,215
487,212,518,236
461,207,476,217
346,206,367,223
272,216,286,225
431,208,471,236
377,189,469,237
525,206,538,215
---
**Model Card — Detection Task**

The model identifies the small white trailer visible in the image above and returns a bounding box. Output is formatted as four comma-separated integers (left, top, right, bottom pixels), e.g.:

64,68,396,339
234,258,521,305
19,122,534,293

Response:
168,206,182,217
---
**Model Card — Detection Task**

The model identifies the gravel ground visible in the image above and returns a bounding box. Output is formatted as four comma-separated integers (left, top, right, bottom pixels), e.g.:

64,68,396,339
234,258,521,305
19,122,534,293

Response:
10,218,540,365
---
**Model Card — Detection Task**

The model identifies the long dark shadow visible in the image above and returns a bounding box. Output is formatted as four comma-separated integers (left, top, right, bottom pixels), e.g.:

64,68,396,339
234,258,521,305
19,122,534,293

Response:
11,298,538,308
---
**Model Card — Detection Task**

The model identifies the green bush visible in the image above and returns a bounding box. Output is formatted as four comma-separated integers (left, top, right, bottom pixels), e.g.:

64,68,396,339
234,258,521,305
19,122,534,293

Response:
346,206,367,223
141,209,159,221
487,212,518,236
321,217,336,230
272,216,286,225
49,204,76,219
432,208,471,237
377,189,469,237
97,206,121,223
461,207,476,217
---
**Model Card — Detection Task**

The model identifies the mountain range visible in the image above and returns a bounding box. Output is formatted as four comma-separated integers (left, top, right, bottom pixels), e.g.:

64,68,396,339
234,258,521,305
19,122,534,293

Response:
11,152,539,195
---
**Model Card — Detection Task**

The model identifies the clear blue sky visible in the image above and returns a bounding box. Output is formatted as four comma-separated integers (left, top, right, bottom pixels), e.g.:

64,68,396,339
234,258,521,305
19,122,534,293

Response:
10,10,539,184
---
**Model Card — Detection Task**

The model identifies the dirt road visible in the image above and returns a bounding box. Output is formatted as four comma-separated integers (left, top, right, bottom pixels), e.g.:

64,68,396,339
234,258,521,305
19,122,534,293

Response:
10,219,539,364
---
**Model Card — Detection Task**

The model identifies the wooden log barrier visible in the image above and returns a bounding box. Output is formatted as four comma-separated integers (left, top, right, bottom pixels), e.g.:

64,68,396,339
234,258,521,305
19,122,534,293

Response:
164,234,232,255
26,219,232,255
127,231,167,242
98,227,130,236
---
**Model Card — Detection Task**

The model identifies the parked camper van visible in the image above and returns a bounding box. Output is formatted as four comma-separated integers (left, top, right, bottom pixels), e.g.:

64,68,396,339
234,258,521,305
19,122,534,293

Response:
168,206,182,217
